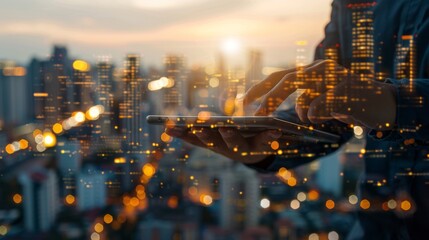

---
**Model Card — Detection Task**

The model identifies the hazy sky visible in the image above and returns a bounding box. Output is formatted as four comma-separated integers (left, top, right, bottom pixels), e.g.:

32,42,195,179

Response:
0,0,332,67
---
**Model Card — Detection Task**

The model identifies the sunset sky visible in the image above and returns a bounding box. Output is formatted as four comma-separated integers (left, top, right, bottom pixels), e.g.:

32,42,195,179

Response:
0,0,332,67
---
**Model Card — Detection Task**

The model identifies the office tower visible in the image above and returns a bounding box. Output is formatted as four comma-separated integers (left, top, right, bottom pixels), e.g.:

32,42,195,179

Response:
0,61,29,126
42,46,72,128
323,48,341,116
56,138,82,196
188,65,218,111
395,35,417,89
95,60,115,137
76,167,107,211
18,168,59,232
246,50,263,91
349,1,376,79
163,54,188,112
70,59,94,113
119,54,144,150
219,165,260,231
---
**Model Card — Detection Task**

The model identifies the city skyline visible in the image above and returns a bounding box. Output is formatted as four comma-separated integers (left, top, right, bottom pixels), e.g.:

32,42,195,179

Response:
0,0,332,67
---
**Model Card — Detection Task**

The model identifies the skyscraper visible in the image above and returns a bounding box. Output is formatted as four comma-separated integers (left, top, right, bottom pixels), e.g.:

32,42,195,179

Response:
119,54,144,150
163,54,188,112
18,168,59,232
246,50,263,91
95,60,115,137
0,61,29,126
349,1,376,79
76,167,107,211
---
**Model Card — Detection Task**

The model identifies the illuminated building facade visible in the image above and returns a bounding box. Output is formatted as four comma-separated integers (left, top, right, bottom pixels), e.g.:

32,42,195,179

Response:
95,60,115,137
349,2,376,79
120,54,144,149
163,54,188,112
395,35,417,91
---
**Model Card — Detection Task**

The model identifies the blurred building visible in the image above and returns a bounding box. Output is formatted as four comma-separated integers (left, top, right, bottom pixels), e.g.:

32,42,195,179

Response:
163,54,188,112
349,1,375,79
76,168,107,211
245,50,263,91
119,54,145,150
0,61,30,126
18,168,59,232
220,165,260,231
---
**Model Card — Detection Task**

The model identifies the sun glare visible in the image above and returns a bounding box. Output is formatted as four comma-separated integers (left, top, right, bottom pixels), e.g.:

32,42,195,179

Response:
221,38,241,55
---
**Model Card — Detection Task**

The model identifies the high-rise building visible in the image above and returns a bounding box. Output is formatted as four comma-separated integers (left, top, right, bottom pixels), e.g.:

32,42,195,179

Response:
119,54,144,150
18,168,59,232
219,165,260,231
163,54,188,112
39,46,72,128
95,60,115,137
246,50,263,91
70,59,94,114
76,168,107,211
395,35,417,90
0,61,29,126
349,1,376,79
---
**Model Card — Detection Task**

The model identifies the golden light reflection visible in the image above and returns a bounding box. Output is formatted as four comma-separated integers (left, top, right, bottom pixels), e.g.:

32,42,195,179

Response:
400,200,411,211
104,214,114,224
94,223,104,233
73,60,90,72
142,163,156,177
360,199,370,210
65,194,75,205
325,199,335,209
12,194,22,204
52,123,63,134
43,131,57,148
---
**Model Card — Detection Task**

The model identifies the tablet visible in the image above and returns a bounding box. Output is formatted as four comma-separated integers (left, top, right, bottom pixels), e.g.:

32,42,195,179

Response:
146,115,340,143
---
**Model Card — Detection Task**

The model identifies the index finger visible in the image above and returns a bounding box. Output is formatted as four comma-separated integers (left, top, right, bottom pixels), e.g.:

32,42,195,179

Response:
243,60,325,107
